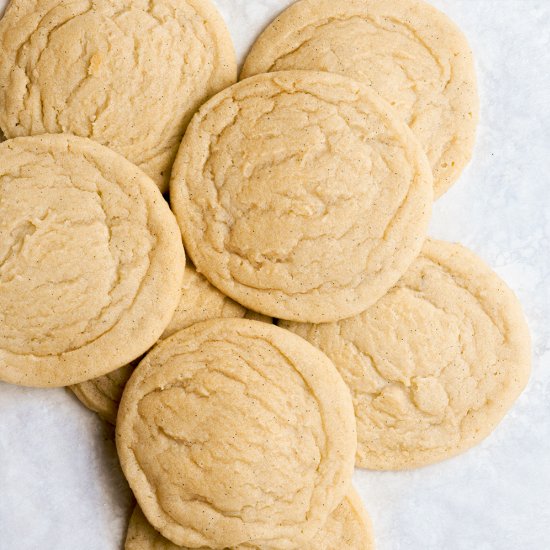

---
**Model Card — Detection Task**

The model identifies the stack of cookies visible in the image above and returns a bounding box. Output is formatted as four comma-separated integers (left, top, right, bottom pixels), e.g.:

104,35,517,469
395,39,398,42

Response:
0,0,530,548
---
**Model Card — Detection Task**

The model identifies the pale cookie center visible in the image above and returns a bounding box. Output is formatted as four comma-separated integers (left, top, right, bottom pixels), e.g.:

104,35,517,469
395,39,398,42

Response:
336,263,502,455
12,1,212,176
0,158,153,356
198,89,412,295
270,17,452,168
132,338,325,528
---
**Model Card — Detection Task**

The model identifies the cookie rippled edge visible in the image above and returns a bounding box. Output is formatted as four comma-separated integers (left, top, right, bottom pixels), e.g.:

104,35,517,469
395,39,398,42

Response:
116,318,356,548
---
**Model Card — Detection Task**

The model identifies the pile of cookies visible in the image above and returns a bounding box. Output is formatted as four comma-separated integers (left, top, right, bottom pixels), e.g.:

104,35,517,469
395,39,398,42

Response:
0,0,530,548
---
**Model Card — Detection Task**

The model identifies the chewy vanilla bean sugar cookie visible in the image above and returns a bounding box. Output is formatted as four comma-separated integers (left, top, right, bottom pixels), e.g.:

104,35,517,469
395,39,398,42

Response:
241,0,479,197
170,70,433,323
116,319,356,548
70,264,271,424
0,135,185,387
0,0,236,191
124,488,375,549
282,239,531,469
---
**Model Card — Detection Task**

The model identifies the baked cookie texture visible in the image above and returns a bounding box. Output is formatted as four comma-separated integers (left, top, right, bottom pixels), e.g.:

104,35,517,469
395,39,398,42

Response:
0,134,185,387
282,239,531,469
70,361,137,425
164,264,247,338
116,319,356,548
241,0,479,198
170,70,433,323
70,264,271,424
308,488,374,549
124,489,375,549
0,0,236,192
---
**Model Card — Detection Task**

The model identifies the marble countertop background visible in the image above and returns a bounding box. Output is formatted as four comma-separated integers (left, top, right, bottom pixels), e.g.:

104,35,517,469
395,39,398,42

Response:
0,1,549,549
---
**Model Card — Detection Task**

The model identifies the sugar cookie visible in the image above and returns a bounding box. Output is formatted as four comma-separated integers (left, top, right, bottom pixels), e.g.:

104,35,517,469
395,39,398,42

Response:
170,70,432,322
0,135,184,387
117,319,356,548
282,239,531,469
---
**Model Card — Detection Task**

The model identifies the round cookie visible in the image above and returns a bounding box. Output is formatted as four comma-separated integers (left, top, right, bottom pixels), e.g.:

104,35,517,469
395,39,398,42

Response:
241,0,479,198
170,70,433,323
70,264,270,424
124,489,375,549
0,0,236,192
116,319,356,548
281,239,531,469
0,135,185,387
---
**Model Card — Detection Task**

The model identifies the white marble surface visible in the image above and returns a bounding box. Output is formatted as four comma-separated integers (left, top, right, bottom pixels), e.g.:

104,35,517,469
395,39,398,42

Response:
0,1,549,549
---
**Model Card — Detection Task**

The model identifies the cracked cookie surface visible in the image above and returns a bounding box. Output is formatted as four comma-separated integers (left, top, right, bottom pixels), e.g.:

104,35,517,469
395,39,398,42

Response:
124,488,374,549
70,264,272,424
281,239,531,469
241,0,478,198
170,70,432,323
0,134,185,387
116,319,356,548
0,0,236,192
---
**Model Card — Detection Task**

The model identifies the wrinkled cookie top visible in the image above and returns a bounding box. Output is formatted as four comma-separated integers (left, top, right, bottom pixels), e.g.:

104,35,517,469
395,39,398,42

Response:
71,263,250,423
0,135,184,387
124,489,374,549
282,239,531,469
0,0,236,191
170,70,432,323
116,319,356,548
241,0,478,198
